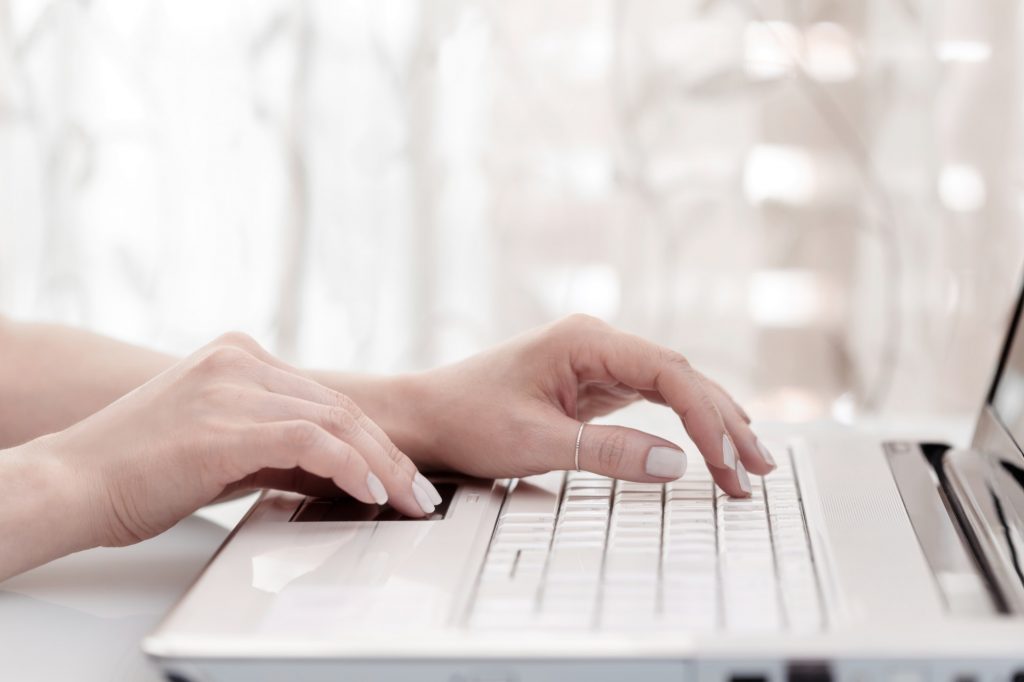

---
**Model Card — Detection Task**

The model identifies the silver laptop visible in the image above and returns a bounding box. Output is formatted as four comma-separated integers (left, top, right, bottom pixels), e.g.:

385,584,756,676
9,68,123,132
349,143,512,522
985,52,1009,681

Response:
145,287,1024,682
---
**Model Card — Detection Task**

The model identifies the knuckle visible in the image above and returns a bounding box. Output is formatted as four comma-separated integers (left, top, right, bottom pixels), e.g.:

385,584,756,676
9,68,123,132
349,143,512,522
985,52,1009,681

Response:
283,421,322,449
386,443,409,466
332,392,359,414
660,351,698,391
391,450,417,476
327,407,359,437
698,390,721,417
195,345,253,375
563,313,604,332
215,331,260,352
663,348,692,371
541,313,606,350
384,457,406,481
196,380,235,406
595,430,629,472
334,444,359,473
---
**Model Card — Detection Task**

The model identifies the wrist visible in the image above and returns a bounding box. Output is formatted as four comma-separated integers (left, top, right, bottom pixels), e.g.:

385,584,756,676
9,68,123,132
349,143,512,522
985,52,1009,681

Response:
384,371,444,470
0,435,98,581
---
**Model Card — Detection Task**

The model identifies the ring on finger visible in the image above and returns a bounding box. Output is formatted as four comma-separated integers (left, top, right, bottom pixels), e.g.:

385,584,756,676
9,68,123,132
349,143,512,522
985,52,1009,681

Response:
574,422,586,472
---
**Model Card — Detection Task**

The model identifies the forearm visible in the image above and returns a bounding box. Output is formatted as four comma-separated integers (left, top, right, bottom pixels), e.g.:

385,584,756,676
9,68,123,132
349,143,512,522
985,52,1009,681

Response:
0,317,176,447
0,316,430,458
0,438,97,582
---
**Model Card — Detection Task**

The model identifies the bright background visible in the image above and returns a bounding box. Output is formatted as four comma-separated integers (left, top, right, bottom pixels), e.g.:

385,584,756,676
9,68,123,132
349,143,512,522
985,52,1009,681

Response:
1,1,1021,422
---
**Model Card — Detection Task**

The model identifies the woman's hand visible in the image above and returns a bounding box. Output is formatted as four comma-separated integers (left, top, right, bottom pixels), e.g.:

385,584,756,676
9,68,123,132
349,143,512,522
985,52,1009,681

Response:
401,315,774,498
0,333,442,580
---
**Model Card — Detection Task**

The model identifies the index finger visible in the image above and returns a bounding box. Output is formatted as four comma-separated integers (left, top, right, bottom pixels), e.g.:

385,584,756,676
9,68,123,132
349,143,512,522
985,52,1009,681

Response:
565,321,749,496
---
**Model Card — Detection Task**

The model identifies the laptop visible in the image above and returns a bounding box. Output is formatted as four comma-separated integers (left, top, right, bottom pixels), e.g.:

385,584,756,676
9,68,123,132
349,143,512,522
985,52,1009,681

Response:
145,284,1024,682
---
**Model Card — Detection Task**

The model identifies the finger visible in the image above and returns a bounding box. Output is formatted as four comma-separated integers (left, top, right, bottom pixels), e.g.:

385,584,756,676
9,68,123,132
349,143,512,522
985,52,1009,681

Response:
644,362,766,481
548,416,749,497
568,326,749,496
701,373,752,424
235,420,379,506
206,331,305,376
222,468,345,500
560,419,688,482
244,360,444,510
576,383,642,419
252,364,438,500
248,393,430,518
702,379,775,475
191,335,441,512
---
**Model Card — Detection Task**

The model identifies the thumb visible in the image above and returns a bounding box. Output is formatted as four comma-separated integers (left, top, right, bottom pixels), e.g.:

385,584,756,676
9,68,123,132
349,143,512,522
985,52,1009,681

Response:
557,417,688,482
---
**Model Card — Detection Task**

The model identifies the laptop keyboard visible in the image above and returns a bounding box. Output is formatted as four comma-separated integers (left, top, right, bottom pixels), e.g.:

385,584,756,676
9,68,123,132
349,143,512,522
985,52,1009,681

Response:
466,445,823,632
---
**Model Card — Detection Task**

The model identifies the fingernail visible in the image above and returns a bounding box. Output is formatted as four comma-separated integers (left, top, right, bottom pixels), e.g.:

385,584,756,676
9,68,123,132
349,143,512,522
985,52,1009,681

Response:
736,461,751,495
414,472,442,506
645,446,687,479
366,472,389,505
412,483,436,514
722,434,737,470
756,438,777,469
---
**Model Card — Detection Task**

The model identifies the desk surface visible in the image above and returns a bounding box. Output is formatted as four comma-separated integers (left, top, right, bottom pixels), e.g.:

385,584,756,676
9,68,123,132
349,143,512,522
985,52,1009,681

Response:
0,496,255,682
0,414,974,682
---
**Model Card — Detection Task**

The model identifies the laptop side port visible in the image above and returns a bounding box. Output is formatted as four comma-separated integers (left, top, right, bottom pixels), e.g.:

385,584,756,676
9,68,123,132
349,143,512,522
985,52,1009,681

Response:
729,675,768,682
787,661,832,682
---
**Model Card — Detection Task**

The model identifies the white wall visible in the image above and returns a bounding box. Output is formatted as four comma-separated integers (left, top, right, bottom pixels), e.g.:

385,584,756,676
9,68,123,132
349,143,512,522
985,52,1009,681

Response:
1,0,1021,420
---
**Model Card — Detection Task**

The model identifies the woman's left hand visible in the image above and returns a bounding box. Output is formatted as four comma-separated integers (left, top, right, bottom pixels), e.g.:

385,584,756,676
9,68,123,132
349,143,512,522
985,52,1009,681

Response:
398,315,776,498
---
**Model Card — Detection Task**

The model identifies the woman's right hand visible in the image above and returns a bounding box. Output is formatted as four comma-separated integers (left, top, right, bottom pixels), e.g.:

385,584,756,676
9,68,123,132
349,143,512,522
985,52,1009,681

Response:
16,332,441,555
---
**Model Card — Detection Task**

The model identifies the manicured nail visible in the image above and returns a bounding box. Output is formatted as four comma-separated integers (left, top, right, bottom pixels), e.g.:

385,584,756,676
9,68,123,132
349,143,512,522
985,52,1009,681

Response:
414,472,442,506
722,434,737,470
645,446,687,479
736,461,751,494
756,438,777,469
412,483,436,514
366,472,389,505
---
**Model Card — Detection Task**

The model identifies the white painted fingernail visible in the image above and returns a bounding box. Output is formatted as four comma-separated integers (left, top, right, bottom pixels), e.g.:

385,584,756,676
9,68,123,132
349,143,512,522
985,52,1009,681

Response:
722,434,737,470
756,438,777,468
412,483,436,514
366,472,389,505
736,461,751,494
645,446,687,479
414,472,442,506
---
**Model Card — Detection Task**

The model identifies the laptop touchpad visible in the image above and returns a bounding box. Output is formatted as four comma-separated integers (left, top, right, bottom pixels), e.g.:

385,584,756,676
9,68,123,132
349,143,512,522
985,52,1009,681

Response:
290,482,458,522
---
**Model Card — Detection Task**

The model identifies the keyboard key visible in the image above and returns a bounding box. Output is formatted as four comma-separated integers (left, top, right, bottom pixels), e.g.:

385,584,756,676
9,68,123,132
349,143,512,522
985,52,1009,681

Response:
617,482,663,492
503,471,564,519
536,609,595,629
558,519,608,530
611,518,662,531
615,491,663,502
469,445,821,634
492,536,551,552
476,578,541,602
604,550,659,579
547,547,605,577
563,500,610,511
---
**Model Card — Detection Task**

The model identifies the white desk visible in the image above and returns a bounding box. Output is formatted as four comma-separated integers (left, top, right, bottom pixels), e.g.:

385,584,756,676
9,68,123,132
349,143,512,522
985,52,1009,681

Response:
0,496,256,682
0,414,974,681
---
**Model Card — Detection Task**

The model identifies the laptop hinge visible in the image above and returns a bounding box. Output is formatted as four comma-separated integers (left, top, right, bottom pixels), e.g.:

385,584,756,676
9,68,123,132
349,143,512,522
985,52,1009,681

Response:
885,441,1004,615
940,441,1024,614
